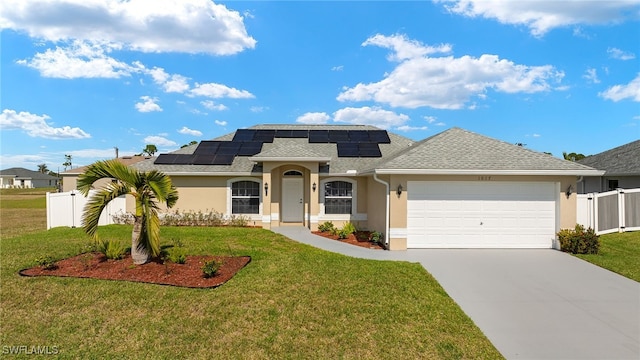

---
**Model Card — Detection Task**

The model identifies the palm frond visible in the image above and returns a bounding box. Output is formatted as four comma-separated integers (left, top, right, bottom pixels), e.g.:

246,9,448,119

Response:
82,182,130,238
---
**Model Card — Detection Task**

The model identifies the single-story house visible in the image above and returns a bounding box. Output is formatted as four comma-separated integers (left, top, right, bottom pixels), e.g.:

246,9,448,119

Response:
131,125,602,250
61,155,153,192
577,139,640,193
0,167,60,189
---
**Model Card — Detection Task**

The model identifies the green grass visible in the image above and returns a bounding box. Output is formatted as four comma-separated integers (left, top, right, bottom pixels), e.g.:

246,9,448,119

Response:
0,188,502,358
0,188,52,238
575,231,640,282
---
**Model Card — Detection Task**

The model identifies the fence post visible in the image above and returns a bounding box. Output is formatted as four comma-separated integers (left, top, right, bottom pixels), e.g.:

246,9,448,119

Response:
618,189,625,233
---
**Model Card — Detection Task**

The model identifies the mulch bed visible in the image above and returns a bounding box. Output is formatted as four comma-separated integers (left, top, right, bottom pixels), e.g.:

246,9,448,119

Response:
312,231,385,250
20,253,251,288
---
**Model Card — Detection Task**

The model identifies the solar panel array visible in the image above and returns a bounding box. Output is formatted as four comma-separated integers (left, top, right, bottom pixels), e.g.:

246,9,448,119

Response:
155,129,390,165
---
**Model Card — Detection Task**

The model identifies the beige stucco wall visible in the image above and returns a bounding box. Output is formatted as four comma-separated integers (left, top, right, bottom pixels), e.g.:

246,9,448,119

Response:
366,175,389,238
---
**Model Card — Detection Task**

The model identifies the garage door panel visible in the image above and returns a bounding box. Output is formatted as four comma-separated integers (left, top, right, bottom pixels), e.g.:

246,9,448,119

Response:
407,181,556,248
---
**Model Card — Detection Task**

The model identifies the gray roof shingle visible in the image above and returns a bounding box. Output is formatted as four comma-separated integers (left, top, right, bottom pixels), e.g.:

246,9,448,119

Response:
0,167,59,180
577,140,640,175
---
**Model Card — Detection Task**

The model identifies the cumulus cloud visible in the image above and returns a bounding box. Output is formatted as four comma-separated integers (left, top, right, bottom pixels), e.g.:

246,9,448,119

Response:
135,96,162,112
395,125,428,132
424,115,446,126
436,0,640,36
296,112,331,124
178,127,202,137
201,100,228,111
333,107,409,129
583,68,600,84
214,120,227,126
190,83,254,99
250,106,268,113
607,47,636,60
599,74,640,102
338,34,562,109
363,34,452,61
0,109,91,139
17,40,134,78
147,67,190,93
0,0,256,55
143,135,176,147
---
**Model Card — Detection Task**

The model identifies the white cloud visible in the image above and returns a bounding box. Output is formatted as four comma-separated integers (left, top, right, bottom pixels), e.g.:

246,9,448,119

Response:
190,83,254,99
18,40,134,78
583,68,600,84
338,34,562,109
599,74,640,102
214,120,227,126
147,67,190,93
332,65,344,71
178,127,202,137
437,0,640,37
296,112,331,124
333,107,409,129
250,106,268,113
607,47,636,60
135,96,162,112
0,109,91,139
363,33,452,61
0,0,256,55
395,125,428,132
143,135,176,147
424,116,446,126
201,100,228,111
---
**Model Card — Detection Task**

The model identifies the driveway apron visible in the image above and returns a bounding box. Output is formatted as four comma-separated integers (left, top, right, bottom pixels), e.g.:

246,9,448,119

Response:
272,227,640,359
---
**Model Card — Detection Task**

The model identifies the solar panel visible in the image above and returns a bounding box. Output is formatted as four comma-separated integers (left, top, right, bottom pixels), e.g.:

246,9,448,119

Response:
309,130,329,143
192,154,216,165
368,130,390,144
358,143,382,157
348,130,370,142
253,130,275,142
172,155,193,164
275,130,293,138
232,129,255,142
154,154,179,164
212,154,235,165
217,142,241,155
237,142,263,156
194,141,221,155
291,130,309,138
337,143,359,157
328,130,349,143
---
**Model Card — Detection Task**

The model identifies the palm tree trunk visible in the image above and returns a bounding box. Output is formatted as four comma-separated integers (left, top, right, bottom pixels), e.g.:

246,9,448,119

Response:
131,217,150,264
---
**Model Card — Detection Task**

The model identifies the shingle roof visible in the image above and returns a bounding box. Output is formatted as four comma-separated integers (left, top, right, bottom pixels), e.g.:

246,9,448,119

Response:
61,156,154,175
577,139,640,175
369,127,601,175
0,167,59,180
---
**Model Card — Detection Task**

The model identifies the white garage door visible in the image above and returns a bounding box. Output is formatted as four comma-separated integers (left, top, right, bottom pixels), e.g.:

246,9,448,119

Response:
407,181,557,248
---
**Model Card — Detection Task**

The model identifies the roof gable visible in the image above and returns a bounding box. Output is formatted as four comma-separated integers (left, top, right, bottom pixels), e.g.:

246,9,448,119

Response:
577,140,640,175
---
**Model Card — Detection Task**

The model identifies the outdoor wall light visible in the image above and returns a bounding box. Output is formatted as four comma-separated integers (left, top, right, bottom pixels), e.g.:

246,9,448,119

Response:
312,182,317,192
264,182,269,196
397,184,403,197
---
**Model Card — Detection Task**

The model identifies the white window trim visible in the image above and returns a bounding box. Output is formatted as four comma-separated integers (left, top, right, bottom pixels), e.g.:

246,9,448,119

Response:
227,177,263,221
319,177,366,221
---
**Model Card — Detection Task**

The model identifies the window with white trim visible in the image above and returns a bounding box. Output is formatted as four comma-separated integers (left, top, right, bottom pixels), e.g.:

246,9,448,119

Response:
324,181,352,214
231,180,260,214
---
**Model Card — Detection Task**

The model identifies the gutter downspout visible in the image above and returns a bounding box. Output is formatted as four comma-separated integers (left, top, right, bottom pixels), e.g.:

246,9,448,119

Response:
576,176,584,194
373,173,390,249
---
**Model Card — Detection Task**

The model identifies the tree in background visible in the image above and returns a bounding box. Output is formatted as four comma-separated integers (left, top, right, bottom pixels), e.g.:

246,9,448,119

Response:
63,154,72,171
563,152,586,162
141,144,158,157
37,163,49,174
180,141,198,149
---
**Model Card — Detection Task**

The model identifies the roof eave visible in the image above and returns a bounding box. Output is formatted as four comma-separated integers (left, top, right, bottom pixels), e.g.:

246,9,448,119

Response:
248,156,332,162
162,171,258,177
372,169,606,176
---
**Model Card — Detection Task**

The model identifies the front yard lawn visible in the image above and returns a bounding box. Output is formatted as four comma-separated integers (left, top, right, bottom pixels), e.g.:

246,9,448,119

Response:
0,225,501,358
575,231,640,282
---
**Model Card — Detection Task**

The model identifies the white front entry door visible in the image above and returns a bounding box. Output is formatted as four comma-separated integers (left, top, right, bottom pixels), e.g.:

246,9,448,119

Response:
282,178,304,222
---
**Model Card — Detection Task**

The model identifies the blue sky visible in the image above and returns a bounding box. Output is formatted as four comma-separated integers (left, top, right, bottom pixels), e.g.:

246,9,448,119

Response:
1,0,639,172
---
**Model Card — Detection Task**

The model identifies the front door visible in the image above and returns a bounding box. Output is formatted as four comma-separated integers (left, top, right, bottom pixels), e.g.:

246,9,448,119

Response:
282,177,303,222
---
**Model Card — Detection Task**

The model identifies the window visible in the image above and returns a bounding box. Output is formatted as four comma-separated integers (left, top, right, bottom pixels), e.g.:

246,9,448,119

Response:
231,181,259,214
608,180,619,191
324,181,352,214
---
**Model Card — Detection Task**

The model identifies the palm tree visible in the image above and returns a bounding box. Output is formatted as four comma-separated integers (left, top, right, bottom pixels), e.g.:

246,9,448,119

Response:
37,163,49,174
77,160,179,264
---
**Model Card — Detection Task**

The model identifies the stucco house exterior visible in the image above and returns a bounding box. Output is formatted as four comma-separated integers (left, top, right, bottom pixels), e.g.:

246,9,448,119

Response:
0,167,59,188
60,155,153,192
577,139,640,193
131,125,602,250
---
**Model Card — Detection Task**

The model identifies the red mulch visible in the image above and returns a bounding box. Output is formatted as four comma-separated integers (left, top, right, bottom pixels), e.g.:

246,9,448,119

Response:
312,231,385,250
19,253,251,288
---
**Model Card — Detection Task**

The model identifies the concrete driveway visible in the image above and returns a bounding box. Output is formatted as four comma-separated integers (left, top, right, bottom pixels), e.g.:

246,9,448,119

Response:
272,228,640,359
405,249,640,360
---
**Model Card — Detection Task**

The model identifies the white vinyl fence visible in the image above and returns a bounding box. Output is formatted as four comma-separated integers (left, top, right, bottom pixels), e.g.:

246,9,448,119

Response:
577,188,640,235
46,190,127,230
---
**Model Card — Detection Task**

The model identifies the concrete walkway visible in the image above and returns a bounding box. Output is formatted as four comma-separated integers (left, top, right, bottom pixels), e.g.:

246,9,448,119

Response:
272,226,640,360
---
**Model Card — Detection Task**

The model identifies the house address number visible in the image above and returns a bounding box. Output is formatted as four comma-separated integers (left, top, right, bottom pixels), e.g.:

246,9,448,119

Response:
477,176,492,181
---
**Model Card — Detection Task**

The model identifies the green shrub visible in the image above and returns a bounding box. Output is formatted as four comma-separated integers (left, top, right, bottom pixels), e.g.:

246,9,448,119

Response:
35,255,57,270
227,215,249,227
97,239,127,260
201,259,222,278
318,221,335,233
370,231,383,244
557,224,599,254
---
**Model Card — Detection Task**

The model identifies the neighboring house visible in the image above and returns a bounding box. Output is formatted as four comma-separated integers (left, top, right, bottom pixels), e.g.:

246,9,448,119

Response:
132,125,602,250
577,140,640,193
60,155,153,192
0,167,59,189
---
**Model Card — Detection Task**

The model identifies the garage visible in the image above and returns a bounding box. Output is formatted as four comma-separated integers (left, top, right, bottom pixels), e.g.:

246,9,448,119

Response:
407,181,558,248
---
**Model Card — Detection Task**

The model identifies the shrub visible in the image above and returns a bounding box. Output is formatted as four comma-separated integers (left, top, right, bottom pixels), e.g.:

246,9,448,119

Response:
97,239,127,260
318,221,335,233
170,252,187,264
227,215,249,227
370,231,383,244
35,256,57,270
557,224,599,254
201,259,222,278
